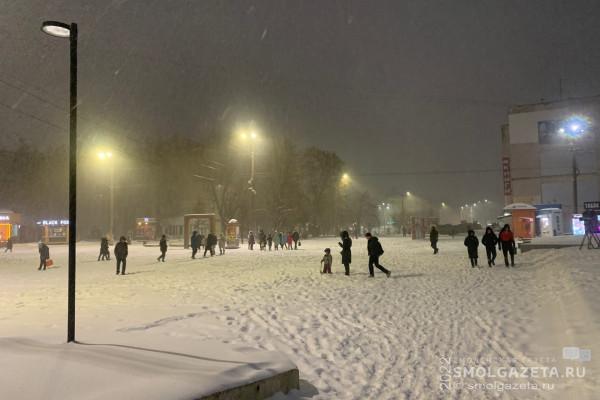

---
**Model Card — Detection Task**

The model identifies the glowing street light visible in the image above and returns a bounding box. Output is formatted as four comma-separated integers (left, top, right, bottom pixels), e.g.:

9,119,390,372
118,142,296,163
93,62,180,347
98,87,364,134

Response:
42,21,71,37
97,151,112,160
41,19,78,343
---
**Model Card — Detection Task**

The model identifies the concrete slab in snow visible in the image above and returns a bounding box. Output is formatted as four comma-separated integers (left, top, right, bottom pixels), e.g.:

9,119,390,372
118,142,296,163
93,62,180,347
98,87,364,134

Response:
0,337,298,400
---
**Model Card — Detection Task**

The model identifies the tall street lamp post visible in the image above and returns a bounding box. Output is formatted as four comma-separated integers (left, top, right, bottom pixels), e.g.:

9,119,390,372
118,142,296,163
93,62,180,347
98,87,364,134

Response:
334,173,350,234
400,191,411,229
97,151,114,240
41,20,78,343
240,127,258,233
559,117,588,214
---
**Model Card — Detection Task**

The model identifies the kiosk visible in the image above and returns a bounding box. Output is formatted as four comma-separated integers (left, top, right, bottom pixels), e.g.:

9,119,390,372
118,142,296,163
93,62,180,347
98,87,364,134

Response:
501,203,536,239
226,219,240,249
134,217,158,240
38,219,69,244
537,208,563,237
0,210,21,245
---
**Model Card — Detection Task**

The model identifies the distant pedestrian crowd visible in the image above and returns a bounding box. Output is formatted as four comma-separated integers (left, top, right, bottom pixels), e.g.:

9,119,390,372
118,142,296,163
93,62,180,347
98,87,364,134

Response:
24,224,517,276
246,229,301,251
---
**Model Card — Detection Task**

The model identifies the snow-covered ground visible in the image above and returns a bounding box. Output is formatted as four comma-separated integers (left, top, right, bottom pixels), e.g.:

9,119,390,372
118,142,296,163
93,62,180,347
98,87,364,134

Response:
1,237,599,399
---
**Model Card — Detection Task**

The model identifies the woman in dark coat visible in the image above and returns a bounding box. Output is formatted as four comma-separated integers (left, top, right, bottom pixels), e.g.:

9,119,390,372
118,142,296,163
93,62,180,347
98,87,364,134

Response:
338,230,352,276
464,230,479,267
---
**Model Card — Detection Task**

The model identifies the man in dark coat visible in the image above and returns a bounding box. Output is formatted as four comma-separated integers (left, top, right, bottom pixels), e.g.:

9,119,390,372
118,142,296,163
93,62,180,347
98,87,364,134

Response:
258,229,266,251
429,226,439,254
114,236,128,275
464,230,479,267
338,230,352,276
365,232,391,278
204,233,217,257
292,231,300,249
190,231,200,259
38,242,50,270
157,234,167,262
481,227,498,267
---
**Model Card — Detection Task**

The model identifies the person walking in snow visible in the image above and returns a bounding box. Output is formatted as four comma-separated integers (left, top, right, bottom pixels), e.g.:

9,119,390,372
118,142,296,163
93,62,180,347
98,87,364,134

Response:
98,237,110,261
338,230,352,276
280,231,286,249
38,242,50,271
273,231,279,250
321,248,333,274
499,224,516,267
267,232,273,251
258,229,267,251
190,231,200,259
292,230,300,249
481,227,498,267
114,236,128,275
429,226,439,254
157,234,167,262
198,233,205,252
204,232,217,257
218,233,226,255
5,237,13,253
464,230,479,267
248,231,255,250
286,232,293,250
365,232,391,278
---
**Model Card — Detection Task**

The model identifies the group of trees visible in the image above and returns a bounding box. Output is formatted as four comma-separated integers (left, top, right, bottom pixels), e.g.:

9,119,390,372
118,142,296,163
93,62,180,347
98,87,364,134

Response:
0,132,378,239
195,134,378,236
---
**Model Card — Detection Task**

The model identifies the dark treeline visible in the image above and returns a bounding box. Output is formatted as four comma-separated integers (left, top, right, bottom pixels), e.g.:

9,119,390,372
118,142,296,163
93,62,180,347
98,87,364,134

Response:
0,134,377,239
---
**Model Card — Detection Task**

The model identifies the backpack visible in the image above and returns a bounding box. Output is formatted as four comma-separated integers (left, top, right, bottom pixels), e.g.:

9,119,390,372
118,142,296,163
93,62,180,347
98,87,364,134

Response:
377,241,384,256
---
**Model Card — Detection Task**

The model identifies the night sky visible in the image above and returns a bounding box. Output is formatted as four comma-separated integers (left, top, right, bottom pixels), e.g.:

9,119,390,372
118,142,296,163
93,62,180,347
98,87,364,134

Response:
2,0,600,207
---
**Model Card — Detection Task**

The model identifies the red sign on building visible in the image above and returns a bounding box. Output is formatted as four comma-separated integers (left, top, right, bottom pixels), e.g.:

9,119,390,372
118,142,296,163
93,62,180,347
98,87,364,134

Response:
502,157,512,196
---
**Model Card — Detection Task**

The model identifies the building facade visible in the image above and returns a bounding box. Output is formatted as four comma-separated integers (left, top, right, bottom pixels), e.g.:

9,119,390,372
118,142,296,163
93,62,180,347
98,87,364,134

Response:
502,96,600,233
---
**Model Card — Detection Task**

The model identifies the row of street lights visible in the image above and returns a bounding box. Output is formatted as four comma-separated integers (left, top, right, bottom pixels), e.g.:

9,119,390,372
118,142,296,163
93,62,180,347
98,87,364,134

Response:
460,199,490,223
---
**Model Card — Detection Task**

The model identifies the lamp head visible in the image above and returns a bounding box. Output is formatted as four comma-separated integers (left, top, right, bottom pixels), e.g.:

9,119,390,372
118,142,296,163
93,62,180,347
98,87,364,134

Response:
560,115,590,140
41,21,71,38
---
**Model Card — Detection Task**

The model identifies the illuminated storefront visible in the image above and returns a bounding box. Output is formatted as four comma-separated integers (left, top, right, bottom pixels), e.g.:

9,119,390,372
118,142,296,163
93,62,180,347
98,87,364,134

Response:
0,210,21,244
37,219,69,244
